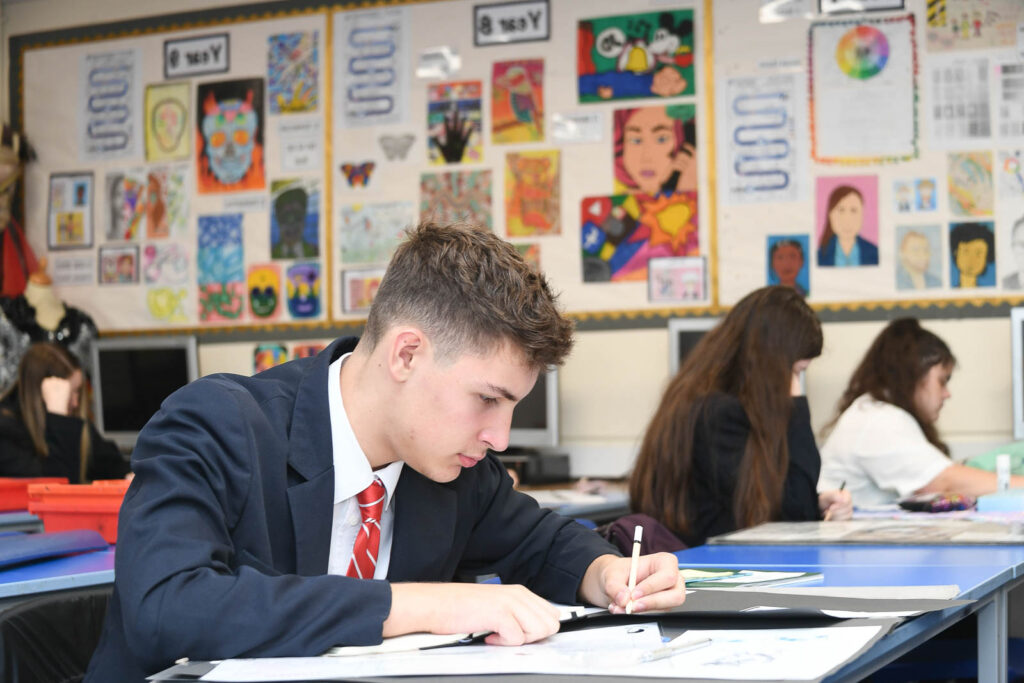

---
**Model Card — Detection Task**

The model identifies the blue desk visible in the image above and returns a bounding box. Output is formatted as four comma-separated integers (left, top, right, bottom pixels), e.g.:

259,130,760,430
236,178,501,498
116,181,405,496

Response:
0,548,115,602
677,543,1024,682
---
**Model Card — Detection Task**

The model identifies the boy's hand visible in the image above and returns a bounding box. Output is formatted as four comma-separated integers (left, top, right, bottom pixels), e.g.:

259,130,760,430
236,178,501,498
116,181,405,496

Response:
579,553,686,614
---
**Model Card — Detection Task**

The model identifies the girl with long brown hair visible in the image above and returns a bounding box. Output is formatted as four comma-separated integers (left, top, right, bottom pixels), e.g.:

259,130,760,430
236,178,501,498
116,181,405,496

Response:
820,318,1024,504
629,286,852,547
0,341,128,482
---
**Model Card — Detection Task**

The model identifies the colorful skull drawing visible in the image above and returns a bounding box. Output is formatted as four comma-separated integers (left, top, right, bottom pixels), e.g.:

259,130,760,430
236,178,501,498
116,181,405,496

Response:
248,264,280,318
201,89,258,185
286,262,320,318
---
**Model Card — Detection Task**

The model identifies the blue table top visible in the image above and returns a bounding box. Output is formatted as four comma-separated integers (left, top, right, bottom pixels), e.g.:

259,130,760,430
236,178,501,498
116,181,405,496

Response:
0,548,115,599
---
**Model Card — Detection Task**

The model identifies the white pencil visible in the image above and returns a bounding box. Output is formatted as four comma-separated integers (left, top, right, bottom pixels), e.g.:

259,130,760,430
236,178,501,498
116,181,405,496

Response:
625,525,643,615
639,634,713,663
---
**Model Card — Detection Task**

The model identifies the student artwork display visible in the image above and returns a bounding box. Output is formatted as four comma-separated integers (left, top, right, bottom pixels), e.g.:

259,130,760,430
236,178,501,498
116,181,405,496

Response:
342,266,386,313
949,221,996,288
613,104,697,197
98,244,138,284
334,6,410,128
270,178,320,259
895,225,942,290
925,0,1023,52
247,264,282,320
505,150,560,237
254,342,288,373
815,175,879,267
47,172,94,250
427,80,483,164
196,78,266,193
268,32,318,114
998,151,1024,199
197,213,245,322
766,235,810,297
948,151,994,216
146,287,188,323
285,262,321,318
338,201,414,264
492,59,543,143
580,192,699,283
106,166,189,242
145,82,190,162
809,16,917,162
647,255,706,303
142,243,188,285
79,49,141,161
577,9,695,102
419,170,492,229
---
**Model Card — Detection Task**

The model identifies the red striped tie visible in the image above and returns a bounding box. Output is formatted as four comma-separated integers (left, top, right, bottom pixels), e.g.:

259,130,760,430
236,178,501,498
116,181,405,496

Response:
347,477,386,579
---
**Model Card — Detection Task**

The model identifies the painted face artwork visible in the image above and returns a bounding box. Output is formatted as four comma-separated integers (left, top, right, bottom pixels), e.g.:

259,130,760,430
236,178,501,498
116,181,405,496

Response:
829,191,864,241
771,244,803,286
956,238,988,279
248,265,280,318
152,98,187,154
900,234,931,275
201,90,258,185
286,263,320,318
621,107,678,196
275,188,308,251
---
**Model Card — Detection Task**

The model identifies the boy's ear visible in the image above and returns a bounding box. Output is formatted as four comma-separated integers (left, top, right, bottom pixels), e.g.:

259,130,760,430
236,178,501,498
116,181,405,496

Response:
388,327,427,382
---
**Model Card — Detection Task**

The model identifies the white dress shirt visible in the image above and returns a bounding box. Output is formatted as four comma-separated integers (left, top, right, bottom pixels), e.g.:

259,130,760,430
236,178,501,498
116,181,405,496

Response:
326,353,403,577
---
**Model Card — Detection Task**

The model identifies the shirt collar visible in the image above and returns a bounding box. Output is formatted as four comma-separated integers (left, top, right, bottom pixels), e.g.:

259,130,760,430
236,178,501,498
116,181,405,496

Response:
327,353,403,507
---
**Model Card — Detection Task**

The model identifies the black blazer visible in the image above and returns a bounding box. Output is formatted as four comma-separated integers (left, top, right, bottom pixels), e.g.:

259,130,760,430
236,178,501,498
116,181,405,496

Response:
85,337,616,681
678,393,821,547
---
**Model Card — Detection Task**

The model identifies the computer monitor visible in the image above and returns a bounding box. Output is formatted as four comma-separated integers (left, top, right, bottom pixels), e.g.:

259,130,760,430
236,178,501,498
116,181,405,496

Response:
508,367,559,450
1012,308,1024,440
90,335,199,451
668,317,719,375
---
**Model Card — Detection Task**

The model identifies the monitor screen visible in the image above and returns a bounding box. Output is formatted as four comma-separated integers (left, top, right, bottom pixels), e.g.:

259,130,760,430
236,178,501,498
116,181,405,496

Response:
668,317,719,376
90,335,199,451
1013,308,1024,440
508,367,559,450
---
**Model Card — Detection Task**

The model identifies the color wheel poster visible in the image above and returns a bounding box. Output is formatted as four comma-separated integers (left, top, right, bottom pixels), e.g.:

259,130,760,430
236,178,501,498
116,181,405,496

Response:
809,16,916,163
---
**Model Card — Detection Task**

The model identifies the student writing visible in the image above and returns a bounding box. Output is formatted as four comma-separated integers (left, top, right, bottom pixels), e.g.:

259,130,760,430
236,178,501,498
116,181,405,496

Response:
629,286,851,549
819,318,1024,504
84,222,686,682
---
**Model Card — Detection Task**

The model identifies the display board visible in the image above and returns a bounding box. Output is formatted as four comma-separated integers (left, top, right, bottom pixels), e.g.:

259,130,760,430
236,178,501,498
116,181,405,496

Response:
12,0,1024,335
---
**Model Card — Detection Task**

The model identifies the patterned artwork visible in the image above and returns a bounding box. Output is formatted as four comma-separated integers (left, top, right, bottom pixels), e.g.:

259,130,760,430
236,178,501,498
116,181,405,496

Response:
98,245,139,284
145,82,190,162
270,178,320,259
254,342,289,373
286,262,321,319
196,79,266,194
342,267,386,313
248,264,282,320
142,243,188,285
648,256,706,303
948,151,994,216
514,243,541,270
998,151,1024,199
268,32,319,114
492,59,543,144
104,166,189,243
427,80,483,165
581,192,699,282
420,170,492,230
146,287,188,323
577,10,695,103
292,342,325,359
949,220,996,288
505,151,560,237
338,201,414,264
197,213,245,322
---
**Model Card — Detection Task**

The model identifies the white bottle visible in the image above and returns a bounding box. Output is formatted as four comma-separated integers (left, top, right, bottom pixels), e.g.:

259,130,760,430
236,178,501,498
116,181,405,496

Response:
996,453,1011,492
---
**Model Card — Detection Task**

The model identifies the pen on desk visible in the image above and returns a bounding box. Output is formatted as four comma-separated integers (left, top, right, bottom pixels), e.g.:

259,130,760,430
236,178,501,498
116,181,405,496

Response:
625,525,643,615
824,480,846,522
638,634,713,663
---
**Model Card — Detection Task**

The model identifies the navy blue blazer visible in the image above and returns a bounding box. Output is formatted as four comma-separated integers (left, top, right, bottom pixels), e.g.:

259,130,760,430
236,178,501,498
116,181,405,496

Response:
817,235,878,266
85,337,616,681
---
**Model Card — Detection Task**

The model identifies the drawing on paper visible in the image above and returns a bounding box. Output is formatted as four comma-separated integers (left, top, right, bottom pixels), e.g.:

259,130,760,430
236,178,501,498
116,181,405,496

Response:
505,150,560,237
197,213,245,322
949,220,995,288
146,287,188,323
268,31,319,114
766,236,810,296
342,267,386,313
145,82,190,162
998,151,1024,198
247,264,282,320
613,104,697,197
577,9,694,103
895,225,942,290
142,243,188,285
337,7,409,127
340,161,375,187
948,151,994,216
292,343,325,359
815,175,879,267
286,262,321,318
254,343,288,373
80,49,140,160
581,192,698,283
270,178,320,259
196,79,266,194
98,245,138,284
420,170,492,229
379,134,415,161
427,80,483,165
492,59,543,143
648,255,706,303
48,173,94,250
926,0,1023,52
338,201,414,264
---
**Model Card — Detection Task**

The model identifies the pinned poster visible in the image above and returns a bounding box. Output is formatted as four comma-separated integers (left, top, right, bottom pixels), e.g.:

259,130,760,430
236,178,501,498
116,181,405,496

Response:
492,59,543,143
270,178,320,259
505,150,560,237
334,6,410,127
285,262,321,319
197,213,245,322
196,79,266,194
420,170,492,229
338,201,414,264
268,32,319,114
145,82,190,162
247,264,282,320
427,80,483,164
342,266,386,313
948,151,994,216
142,243,188,285
80,49,141,161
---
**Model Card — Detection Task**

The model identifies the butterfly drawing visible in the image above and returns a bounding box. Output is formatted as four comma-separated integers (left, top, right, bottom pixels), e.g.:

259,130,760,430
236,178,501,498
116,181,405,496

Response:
340,161,375,188
378,134,415,161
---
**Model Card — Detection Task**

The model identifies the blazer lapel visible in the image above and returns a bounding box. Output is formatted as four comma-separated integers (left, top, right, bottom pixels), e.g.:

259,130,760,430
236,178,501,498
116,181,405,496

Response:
286,338,357,576
388,469,457,581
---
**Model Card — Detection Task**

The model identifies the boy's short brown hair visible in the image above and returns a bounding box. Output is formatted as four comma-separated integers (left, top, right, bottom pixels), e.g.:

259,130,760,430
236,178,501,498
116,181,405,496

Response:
363,221,574,369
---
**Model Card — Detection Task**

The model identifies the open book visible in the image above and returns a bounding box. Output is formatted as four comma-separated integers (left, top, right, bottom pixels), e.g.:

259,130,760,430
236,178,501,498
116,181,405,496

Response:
680,567,823,588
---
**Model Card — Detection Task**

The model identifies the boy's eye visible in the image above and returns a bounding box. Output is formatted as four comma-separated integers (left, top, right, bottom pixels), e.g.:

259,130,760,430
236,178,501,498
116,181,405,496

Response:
480,395,499,406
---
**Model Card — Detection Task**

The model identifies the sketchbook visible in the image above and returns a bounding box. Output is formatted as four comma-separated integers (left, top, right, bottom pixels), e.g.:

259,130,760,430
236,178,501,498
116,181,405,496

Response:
680,567,822,588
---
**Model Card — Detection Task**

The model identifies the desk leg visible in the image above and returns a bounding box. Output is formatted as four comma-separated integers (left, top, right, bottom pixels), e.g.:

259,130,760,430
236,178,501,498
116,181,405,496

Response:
978,589,1008,683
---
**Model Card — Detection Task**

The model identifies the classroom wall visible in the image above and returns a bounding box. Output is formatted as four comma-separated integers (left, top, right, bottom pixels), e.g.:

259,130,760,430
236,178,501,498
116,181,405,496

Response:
3,0,1017,477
